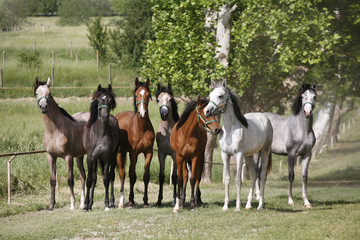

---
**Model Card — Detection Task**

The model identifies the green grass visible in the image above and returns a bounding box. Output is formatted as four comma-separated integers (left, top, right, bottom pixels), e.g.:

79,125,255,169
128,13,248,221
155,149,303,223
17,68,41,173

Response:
0,97,359,239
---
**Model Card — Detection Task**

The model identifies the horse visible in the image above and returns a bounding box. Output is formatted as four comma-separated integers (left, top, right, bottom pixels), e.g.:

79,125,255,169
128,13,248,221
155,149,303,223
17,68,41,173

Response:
115,78,155,208
155,83,180,206
204,80,273,211
33,77,88,210
262,83,317,208
83,84,120,211
171,97,221,212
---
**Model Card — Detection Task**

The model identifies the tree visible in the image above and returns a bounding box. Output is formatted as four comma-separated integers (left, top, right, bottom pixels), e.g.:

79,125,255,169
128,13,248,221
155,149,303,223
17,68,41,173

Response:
87,17,108,62
109,0,153,67
57,0,92,26
0,0,31,31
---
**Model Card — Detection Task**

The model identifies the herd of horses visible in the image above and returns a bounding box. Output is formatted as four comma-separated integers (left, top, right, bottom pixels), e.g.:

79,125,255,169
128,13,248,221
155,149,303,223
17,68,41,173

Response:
33,76,317,212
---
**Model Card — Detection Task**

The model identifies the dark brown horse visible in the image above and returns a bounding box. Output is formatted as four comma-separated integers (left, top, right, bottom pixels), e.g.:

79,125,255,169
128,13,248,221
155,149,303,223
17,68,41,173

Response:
171,97,221,212
116,78,155,208
83,84,120,211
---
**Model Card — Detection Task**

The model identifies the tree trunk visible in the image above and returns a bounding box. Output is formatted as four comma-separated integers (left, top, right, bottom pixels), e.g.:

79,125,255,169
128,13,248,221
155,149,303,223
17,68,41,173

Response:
202,3,237,183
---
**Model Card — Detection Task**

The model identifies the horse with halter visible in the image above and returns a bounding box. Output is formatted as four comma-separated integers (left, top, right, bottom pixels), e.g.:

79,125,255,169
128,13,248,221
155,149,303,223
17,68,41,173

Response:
33,77,88,210
262,83,317,208
115,78,155,208
155,83,180,206
83,84,120,211
171,97,221,212
204,80,273,211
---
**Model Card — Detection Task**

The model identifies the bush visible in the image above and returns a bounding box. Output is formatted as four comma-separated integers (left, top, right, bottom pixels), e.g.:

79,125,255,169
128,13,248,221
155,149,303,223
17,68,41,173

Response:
87,17,108,63
18,50,41,68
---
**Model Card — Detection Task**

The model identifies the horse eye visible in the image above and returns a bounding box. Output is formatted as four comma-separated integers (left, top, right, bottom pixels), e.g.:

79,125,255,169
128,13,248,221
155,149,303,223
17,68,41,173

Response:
219,95,223,99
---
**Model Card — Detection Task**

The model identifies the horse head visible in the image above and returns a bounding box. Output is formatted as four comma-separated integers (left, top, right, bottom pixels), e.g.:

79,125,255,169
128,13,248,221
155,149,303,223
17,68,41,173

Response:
134,78,152,119
197,96,221,135
33,77,51,114
204,80,230,117
89,84,116,126
156,83,179,121
292,83,317,118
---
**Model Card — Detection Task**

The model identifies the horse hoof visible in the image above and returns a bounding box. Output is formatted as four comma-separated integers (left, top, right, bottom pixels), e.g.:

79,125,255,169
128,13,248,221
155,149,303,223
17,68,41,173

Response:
173,208,180,213
245,206,252,210
257,206,263,210
304,203,312,209
222,206,229,211
70,206,75,211
143,204,149,208
235,207,240,212
105,207,110,211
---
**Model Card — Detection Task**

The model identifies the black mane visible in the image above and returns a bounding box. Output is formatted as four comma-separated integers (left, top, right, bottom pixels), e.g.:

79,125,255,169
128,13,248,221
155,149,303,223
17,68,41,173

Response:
292,84,316,115
88,86,116,128
227,88,248,128
156,85,180,122
133,81,152,111
176,99,209,130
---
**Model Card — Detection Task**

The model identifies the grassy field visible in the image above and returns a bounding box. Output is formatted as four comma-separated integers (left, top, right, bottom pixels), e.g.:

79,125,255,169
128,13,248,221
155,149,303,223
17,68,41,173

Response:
0,96,359,239
0,17,138,99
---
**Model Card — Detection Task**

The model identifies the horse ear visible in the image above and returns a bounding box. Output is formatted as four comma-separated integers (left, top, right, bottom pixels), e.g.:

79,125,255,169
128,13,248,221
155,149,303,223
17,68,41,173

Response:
222,79,227,88
135,78,139,86
157,83,161,91
168,83,172,91
197,96,202,105
98,84,102,91
35,77,39,87
146,78,150,87
312,83,317,89
108,84,112,92
46,77,51,86
301,83,306,89
210,80,216,89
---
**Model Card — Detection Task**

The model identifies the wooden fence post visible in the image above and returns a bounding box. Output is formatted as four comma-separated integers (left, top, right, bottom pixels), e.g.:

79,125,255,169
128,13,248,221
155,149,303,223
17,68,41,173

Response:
75,53,78,63
33,41,36,51
97,50,99,71
2,51,5,67
51,67,54,87
52,51,55,66
8,155,16,204
70,41,73,58
0,68,3,88
42,24,45,34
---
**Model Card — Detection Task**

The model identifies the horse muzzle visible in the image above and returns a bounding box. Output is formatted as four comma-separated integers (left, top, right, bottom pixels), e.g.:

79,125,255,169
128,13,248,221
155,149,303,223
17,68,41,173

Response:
39,104,48,114
160,108,169,121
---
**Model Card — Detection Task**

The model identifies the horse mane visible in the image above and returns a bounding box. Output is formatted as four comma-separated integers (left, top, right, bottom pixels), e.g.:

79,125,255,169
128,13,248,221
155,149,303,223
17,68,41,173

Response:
133,81,152,111
156,85,180,122
291,84,316,115
227,88,248,128
33,77,46,96
87,86,116,128
176,99,209,130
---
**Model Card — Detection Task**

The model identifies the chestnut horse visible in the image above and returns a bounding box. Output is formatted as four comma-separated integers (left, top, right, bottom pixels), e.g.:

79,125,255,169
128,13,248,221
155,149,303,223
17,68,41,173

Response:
116,78,155,208
171,97,221,212
33,77,88,210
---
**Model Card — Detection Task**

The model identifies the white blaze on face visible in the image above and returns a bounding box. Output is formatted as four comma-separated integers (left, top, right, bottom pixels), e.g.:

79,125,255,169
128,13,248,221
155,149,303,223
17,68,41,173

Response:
203,87,225,116
138,89,147,117
302,90,315,117
158,93,171,109
102,95,106,100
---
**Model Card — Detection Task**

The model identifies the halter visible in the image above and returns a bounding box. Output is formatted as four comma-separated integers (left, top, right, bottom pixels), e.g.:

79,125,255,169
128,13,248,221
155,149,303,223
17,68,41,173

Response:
196,104,217,133
98,104,110,115
302,102,314,108
159,104,169,111
136,100,149,106
37,96,49,105
210,96,232,116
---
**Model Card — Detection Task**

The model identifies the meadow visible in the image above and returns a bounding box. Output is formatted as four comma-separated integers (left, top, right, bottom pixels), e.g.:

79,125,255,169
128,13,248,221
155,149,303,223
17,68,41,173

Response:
0,17,360,239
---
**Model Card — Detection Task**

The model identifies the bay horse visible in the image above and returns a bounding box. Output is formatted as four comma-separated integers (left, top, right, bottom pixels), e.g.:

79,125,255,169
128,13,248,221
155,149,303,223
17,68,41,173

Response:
116,78,155,208
155,83,180,206
83,84,120,211
262,83,317,208
171,97,221,212
204,80,273,211
33,77,88,210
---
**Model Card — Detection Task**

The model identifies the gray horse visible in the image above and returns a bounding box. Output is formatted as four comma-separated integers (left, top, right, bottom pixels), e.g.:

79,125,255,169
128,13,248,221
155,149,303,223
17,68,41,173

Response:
155,83,180,206
263,83,317,208
83,84,120,211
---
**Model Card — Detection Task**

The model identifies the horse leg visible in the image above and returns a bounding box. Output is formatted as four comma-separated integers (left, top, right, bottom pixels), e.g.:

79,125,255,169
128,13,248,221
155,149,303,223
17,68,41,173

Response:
287,153,296,206
109,158,116,208
173,155,183,212
103,161,110,211
245,155,257,210
76,156,86,209
117,151,126,208
65,155,75,210
89,159,98,210
221,151,231,211
189,157,197,209
257,151,270,210
235,152,244,211
128,152,138,208
301,153,312,208
156,151,166,206
47,153,57,211
171,152,178,206
143,151,153,207
84,157,93,211
181,160,188,208
195,155,204,207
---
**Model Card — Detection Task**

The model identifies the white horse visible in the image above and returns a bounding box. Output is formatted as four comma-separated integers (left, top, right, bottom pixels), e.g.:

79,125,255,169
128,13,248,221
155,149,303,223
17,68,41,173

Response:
204,80,273,211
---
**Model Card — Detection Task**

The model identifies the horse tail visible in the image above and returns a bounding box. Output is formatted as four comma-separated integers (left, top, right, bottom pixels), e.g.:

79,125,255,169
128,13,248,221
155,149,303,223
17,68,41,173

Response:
267,152,272,173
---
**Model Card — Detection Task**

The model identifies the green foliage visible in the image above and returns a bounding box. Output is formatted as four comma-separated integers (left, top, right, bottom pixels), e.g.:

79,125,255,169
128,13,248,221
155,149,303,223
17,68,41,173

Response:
17,50,41,68
86,17,108,62
109,0,153,67
0,0,30,30
57,0,92,26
